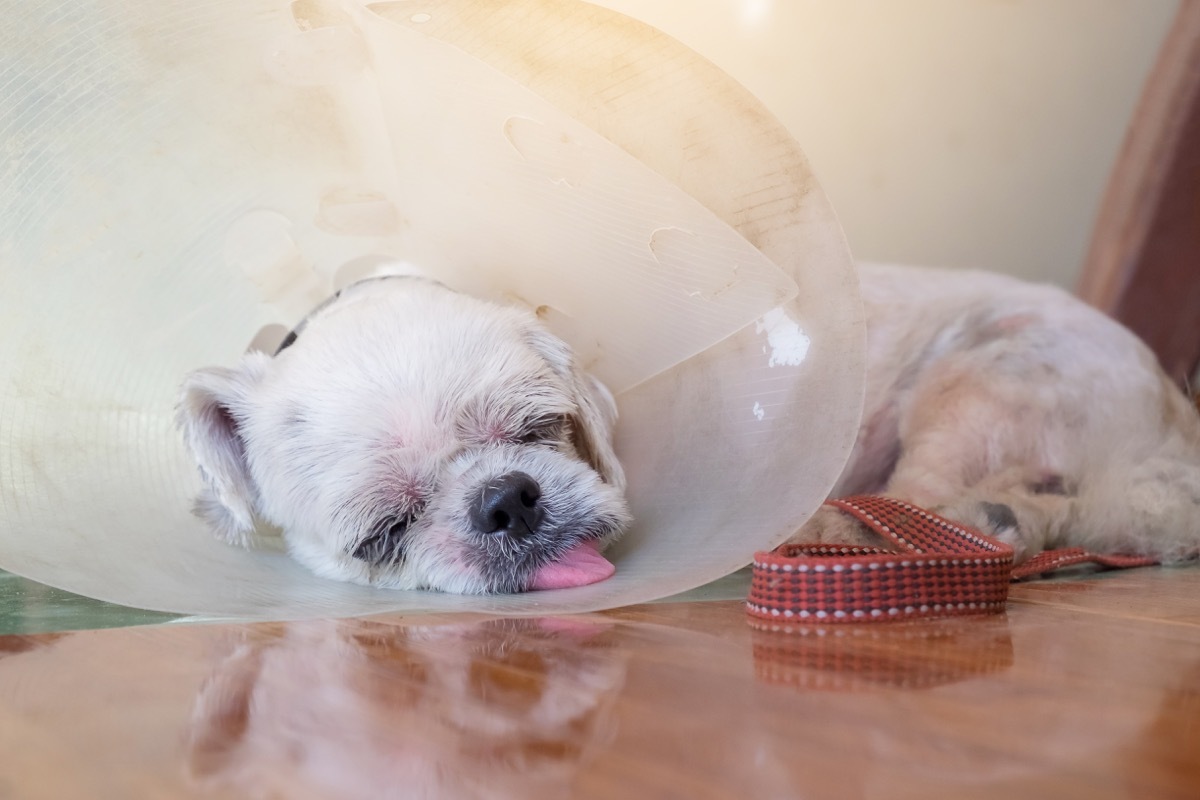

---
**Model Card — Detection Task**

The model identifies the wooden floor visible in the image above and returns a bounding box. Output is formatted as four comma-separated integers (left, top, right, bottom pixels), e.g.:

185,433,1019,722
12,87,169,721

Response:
2,568,1199,799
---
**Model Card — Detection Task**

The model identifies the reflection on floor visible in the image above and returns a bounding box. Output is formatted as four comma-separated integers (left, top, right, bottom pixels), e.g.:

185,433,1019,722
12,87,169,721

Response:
2,567,1199,798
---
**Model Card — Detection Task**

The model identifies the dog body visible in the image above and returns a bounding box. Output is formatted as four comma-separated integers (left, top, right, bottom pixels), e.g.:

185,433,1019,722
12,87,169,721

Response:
802,262,1200,563
178,264,1200,594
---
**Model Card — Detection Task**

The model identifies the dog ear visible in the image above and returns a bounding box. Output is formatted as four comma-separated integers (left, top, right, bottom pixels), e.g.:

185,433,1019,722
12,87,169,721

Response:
568,371,626,491
525,326,626,490
176,353,270,546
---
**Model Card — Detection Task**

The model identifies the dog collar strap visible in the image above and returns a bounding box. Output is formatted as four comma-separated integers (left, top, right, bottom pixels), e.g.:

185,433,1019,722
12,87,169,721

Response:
746,495,1158,624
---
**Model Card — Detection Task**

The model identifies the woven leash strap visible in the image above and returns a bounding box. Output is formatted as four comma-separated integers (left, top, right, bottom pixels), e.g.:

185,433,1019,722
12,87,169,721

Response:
746,495,1158,624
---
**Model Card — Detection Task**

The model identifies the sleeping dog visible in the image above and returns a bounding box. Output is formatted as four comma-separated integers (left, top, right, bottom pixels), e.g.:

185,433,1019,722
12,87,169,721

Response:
177,275,629,594
177,264,1200,592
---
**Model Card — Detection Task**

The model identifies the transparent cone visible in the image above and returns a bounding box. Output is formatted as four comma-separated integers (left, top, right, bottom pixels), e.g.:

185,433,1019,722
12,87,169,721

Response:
0,0,864,617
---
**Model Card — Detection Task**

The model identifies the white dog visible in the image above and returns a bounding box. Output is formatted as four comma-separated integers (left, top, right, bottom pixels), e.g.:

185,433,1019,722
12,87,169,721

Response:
178,264,1200,593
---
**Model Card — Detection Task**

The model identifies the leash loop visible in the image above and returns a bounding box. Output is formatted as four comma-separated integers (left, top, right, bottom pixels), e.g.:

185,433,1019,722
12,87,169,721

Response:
747,495,1158,624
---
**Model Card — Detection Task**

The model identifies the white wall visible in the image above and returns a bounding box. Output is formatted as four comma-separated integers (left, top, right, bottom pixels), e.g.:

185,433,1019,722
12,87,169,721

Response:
592,0,1178,287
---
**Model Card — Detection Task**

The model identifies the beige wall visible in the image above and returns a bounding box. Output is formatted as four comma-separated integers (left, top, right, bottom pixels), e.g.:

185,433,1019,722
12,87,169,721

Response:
592,0,1178,287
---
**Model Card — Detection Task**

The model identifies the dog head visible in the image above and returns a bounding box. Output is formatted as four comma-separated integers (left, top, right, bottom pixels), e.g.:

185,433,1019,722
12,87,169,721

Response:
176,278,630,593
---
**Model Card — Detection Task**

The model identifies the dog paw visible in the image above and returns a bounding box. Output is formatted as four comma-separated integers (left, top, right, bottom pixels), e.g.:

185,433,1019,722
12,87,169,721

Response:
934,499,1035,562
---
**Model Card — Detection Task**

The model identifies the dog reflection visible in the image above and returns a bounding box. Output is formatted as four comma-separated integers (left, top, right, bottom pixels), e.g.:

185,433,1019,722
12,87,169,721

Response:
186,617,625,799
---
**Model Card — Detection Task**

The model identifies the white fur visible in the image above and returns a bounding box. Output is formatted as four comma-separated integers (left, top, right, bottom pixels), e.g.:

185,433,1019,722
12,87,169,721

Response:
799,262,1200,564
177,278,630,594
179,263,1200,592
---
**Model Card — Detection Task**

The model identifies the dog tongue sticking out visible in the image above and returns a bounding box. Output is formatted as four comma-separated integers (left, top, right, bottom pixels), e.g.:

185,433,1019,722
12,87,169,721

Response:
530,541,615,591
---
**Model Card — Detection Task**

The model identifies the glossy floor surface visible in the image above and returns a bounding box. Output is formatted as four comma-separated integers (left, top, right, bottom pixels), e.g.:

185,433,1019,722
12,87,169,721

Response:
2,567,1199,799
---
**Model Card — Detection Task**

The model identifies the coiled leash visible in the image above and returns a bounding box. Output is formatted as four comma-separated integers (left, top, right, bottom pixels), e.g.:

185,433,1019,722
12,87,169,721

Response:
747,495,1159,624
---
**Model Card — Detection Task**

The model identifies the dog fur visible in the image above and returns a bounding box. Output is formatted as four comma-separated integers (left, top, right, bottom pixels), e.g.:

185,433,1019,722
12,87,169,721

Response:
177,277,630,594
796,263,1200,564
178,264,1200,594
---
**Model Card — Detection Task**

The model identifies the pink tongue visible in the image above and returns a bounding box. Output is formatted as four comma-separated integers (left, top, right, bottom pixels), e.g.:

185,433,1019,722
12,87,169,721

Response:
530,541,615,591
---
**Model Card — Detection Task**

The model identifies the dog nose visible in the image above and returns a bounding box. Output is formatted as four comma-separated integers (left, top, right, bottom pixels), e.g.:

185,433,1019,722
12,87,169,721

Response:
469,471,546,537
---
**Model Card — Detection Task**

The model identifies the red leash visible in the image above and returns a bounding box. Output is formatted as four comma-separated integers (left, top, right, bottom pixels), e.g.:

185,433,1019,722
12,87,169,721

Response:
747,495,1158,624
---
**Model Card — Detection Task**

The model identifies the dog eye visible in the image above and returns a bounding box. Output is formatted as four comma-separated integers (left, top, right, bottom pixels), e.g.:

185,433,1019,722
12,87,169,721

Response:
353,511,417,564
386,515,412,538
518,415,568,445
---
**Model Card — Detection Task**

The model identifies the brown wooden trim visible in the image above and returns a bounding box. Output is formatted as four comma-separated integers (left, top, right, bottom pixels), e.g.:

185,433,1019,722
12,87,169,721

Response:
1078,0,1200,386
